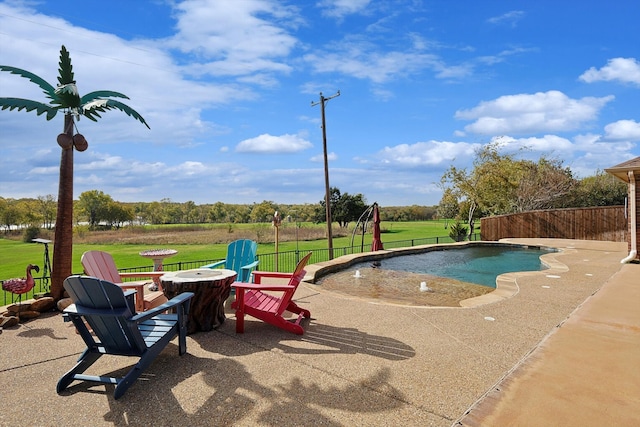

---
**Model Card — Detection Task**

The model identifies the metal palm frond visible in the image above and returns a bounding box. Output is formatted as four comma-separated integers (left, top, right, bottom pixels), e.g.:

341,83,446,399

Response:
57,45,75,85
82,99,150,129
0,98,57,120
81,90,130,104
0,65,57,101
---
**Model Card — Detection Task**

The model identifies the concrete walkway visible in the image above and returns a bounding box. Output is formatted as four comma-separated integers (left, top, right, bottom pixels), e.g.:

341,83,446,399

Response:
0,239,638,426
457,250,640,427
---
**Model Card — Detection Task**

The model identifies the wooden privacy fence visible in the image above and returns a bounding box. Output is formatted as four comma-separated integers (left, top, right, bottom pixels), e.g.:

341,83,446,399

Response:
480,206,626,242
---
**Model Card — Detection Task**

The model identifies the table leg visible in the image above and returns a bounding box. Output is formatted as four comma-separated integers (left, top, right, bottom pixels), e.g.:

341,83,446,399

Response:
151,257,164,286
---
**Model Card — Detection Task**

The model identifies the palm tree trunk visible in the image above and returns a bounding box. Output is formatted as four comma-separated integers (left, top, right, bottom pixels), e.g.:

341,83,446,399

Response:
51,114,74,300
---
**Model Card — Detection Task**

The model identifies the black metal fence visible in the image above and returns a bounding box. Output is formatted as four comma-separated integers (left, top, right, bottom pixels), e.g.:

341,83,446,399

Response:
2,233,479,306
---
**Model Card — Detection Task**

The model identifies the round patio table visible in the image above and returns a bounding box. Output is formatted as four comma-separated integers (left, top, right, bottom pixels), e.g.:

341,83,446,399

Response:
140,249,178,287
160,269,237,334
139,248,178,271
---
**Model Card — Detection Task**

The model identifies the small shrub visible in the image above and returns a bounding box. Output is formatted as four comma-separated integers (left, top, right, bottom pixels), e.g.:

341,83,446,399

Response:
23,226,41,243
449,222,468,242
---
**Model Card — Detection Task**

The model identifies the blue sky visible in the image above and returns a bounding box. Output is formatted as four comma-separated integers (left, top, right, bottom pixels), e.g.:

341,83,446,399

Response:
1,0,639,207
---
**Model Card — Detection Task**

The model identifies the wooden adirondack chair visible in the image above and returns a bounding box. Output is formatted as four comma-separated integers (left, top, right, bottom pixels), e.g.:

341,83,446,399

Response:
57,275,194,400
231,252,312,335
201,239,259,283
81,250,168,312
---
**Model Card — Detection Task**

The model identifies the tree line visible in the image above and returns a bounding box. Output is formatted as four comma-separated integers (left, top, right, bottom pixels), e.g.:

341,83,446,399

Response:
0,189,438,233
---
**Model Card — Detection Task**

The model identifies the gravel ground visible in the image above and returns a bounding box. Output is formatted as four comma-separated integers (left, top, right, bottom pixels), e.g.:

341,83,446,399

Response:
0,239,634,427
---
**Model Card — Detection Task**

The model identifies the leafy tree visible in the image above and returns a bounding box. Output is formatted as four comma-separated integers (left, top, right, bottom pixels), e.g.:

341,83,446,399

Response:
78,190,113,229
315,187,367,227
441,146,494,236
105,202,134,229
437,188,459,228
282,203,317,223
182,201,198,224
17,199,40,227
333,192,367,228
379,205,436,221
0,198,21,232
442,142,577,235
145,201,163,224
514,158,576,211
228,204,251,223
570,170,627,207
208,202,228,223
160,199,184,224
0,198,6,232
250,200,279,223
37,194,57,229
0,45,149,300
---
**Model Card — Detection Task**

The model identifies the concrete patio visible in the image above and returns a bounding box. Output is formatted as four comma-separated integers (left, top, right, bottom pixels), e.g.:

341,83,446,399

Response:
1,239,638,426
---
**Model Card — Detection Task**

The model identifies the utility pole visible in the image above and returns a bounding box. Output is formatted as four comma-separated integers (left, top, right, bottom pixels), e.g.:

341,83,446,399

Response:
312,90,340,259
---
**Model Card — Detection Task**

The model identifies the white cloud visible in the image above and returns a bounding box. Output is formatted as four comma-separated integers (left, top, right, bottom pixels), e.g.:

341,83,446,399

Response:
572,133,635,156
378,140,479,168
455,90,614,135
604,120,640,141
236,133,313,153
317,0,371,18
579,57,640,85
310,152,338,162
486,11,525,27
492,135,573,152
170,0,300,79
304,47,443,84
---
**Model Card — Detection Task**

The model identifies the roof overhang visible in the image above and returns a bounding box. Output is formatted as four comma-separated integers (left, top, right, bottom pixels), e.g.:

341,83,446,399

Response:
605,157,640,183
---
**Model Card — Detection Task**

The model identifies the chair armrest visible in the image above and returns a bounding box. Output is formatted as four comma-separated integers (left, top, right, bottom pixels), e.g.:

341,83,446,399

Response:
130,292,194,323
201,260,226,269
232,282,295,292
252,271,293,284
241,260,259,271
239,260,259,282
120,271,165,279
64,304,130,318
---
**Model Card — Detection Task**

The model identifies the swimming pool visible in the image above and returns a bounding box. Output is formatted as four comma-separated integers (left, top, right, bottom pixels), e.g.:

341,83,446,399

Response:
348,245,552,288
310,243,556,307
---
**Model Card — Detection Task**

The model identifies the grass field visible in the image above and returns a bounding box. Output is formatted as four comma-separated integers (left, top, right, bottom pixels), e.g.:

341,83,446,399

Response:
0,220,458,281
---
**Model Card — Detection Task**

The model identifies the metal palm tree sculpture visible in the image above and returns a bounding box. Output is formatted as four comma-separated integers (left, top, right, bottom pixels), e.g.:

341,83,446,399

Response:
0,45,149,301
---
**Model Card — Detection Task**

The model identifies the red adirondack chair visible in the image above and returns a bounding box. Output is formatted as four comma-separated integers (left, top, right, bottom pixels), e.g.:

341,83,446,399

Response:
231,252,312,335
81,250,168,312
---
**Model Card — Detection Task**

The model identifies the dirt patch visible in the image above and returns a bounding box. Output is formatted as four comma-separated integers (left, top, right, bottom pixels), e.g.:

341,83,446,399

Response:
6,224,350,245
315,267,494,307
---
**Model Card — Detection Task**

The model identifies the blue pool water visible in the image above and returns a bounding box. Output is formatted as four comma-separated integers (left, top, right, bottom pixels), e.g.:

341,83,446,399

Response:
351,245,551,288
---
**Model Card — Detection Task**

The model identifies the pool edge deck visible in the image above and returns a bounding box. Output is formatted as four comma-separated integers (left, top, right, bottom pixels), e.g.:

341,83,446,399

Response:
456,260,640,427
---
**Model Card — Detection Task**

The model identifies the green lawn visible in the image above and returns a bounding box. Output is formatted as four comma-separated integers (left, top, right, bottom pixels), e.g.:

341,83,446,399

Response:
0,220,459,280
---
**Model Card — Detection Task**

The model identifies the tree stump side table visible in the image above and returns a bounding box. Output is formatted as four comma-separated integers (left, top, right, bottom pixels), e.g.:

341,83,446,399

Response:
160,269,237,334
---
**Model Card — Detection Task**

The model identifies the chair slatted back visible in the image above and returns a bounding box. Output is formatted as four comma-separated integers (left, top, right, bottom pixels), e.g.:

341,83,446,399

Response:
81,251,123,283
277,252,312,315
64,275,147,354
227,239,258,281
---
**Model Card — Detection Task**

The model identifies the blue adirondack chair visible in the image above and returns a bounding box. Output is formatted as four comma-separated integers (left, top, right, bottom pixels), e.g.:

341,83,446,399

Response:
201,239,259,283
57,275,194,400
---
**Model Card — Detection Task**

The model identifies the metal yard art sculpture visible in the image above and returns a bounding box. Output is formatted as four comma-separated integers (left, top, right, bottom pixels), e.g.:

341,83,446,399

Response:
0,45,150,300
2,264,40,306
